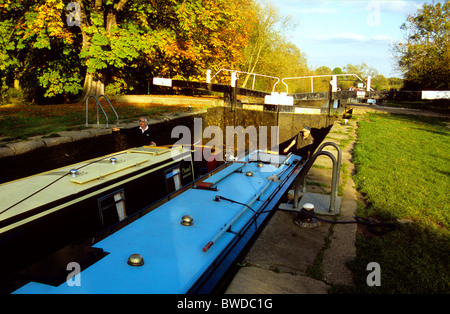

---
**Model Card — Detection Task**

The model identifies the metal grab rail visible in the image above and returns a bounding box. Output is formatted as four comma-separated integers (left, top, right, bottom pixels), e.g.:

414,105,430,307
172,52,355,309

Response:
98,94,119,126
315,142,341,198
293,141,342,214
85,94,119,128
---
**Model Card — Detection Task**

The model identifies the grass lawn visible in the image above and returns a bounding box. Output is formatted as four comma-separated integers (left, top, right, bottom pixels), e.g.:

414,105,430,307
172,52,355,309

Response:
0,99,202,141
333,113,449,293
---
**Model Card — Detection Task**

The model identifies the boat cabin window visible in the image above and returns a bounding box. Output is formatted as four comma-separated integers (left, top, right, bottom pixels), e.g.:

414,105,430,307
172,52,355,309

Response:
97,189,126,229
165,166,181,194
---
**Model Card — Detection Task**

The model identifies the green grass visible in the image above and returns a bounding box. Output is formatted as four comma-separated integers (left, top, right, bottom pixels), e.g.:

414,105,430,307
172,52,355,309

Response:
0,101,202,141
353,113,449,228
333,113,450,294
343,220,450,294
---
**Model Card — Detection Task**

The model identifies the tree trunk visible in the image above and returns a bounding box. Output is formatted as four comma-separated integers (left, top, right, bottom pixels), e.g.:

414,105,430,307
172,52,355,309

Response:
14,79,20,90
242,40,264,88
77,0,128,102
80,73,105,102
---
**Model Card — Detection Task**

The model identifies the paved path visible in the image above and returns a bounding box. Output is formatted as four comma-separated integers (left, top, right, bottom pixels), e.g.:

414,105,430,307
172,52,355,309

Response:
225,118,359,294
350,103,450,118
225,104,449,294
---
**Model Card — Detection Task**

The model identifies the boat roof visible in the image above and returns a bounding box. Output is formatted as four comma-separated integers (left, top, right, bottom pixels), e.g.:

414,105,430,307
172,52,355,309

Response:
0,146,188,232
13,151,300,294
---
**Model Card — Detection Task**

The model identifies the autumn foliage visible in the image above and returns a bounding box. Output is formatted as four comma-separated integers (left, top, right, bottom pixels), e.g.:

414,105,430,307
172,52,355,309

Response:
394,1,450,90
1,1,445,102
0,0,256,102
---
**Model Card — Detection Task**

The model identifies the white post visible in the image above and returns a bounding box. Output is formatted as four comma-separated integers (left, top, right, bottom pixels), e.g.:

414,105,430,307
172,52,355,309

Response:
231,71,237,87
366,76,371,92
331,75,338,92
206,69,211,83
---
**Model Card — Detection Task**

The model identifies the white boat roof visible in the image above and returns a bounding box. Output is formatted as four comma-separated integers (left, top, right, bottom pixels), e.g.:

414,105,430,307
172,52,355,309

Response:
0,146,188,231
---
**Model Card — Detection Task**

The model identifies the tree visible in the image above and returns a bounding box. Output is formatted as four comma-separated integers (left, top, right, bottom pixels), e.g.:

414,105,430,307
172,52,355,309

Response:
315,66,332,75
394,1,450,90
332,67,343,75
239,0,295,89
309,66,333,92
340,63,378,90
0,0,82,102
388,77,403,90
343,63,378,79
0,0,256,102
258,40,310,93
371,74,389,90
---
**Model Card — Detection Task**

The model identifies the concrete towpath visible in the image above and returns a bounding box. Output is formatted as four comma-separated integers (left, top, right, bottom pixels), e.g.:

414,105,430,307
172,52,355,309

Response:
225,104,449,294
225,117,359,294
350,103,450,118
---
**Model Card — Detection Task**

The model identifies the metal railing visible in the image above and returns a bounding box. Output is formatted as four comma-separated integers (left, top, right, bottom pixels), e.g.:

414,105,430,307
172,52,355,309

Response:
292,142,342,214
99,94,119,126
208,69,280,93
85,94,119,128
281,74,368,93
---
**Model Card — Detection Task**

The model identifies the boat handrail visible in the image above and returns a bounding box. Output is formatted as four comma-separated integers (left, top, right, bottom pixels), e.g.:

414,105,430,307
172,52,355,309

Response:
203,177,273,252
202,153,295,252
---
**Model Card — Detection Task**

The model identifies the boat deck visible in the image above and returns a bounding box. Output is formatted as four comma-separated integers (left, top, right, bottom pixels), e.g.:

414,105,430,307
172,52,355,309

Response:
0,146,186,232
13,151,300,293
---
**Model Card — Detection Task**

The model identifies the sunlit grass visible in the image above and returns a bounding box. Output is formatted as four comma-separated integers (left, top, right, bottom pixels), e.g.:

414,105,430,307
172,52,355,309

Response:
333,113,450,294
353,113,449,228
0,100,202,140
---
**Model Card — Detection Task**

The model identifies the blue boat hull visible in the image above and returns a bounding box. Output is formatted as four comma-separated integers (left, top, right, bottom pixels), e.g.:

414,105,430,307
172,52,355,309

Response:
12,151,302,294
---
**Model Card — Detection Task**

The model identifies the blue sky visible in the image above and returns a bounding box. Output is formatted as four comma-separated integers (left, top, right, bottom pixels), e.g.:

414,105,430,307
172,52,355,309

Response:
268,0,436,77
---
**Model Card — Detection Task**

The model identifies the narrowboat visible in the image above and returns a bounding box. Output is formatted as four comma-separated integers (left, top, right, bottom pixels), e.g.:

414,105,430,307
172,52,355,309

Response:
0,145,195,291
3,148,303,293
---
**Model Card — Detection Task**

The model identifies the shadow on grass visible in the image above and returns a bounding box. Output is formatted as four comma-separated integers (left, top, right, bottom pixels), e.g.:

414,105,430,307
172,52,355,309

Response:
330,221,450,294
332,113,450,294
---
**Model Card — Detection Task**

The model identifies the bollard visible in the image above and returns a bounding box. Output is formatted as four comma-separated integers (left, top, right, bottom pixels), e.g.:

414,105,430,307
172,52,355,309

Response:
294,203,321,228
